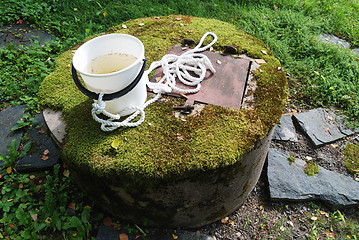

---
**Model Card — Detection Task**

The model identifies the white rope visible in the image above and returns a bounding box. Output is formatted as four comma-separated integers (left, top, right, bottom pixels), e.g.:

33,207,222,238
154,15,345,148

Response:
92,32,217,131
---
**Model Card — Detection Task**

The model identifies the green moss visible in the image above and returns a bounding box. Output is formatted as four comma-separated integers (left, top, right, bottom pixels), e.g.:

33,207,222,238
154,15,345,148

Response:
287,156,295,165
38,15,287,182
304,161,319,176
343,143,359,178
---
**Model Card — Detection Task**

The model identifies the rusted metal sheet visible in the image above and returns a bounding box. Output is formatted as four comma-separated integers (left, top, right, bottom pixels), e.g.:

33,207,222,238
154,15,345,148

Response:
150,46,251,110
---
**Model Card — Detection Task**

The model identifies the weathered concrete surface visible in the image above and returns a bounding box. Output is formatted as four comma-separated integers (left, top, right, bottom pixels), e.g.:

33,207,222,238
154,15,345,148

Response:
0,105,26,156
292,108,356,147
267,148,359,209
318,34,350,49
272,114,298,142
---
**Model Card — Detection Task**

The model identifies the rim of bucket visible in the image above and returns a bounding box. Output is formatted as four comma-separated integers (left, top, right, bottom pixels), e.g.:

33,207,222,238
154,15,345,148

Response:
72,33,144,78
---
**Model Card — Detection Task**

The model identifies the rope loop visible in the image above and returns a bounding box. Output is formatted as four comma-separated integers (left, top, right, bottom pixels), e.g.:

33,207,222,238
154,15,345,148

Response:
91,32,217,131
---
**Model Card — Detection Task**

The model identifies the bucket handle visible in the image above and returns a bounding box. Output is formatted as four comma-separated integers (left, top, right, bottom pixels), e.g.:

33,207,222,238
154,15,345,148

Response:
72,59,147,101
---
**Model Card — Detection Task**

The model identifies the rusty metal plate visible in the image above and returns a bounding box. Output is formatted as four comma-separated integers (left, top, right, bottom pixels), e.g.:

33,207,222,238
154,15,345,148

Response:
150,46,251,110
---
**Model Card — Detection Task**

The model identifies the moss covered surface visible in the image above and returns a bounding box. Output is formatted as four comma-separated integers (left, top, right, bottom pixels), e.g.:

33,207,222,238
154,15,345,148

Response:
38,15,287,183
343,143,359,178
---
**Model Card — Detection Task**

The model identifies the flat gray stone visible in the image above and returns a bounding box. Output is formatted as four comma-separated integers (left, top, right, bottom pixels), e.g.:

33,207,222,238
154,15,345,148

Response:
267,148,359,209
15,113,59,172
318,34,350,49
43,109,66,147
96,224,214,240
0,22,53,48
292,108,355,147
0,105,26,156
351,49,359,55
272,114,298,142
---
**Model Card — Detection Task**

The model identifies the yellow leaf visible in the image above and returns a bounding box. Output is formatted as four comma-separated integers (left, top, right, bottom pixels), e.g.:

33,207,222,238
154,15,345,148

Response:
172,234,178,239
45,217,52,223
6,166,12,174
111,139,120,149
63,169,70,177
72,232,78,237
103,12,107,18
19,183,23,189
84,205,91,210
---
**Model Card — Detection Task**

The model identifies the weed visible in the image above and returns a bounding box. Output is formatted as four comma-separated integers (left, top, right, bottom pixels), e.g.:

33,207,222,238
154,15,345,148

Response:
304,161,319,176
0,139,31,168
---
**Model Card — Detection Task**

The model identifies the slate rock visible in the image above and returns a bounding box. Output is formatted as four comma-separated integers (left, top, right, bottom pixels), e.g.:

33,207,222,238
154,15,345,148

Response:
96,224,214,240
272,114,298,142
351,49,359,56
267,148,359,209
15,113,59,172
0,22,53,49
318,34,350,49
0,105,27,156
292,108,355,147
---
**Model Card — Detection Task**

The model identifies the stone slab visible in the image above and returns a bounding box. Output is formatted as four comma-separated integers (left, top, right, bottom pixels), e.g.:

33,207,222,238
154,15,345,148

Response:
15,113,59,172
0,22,53,48
352,49,359,55
272,114,298,142
292,108,355,147
0,105,26,156
96,224,214,240
267,148,359,209
318,34,350,49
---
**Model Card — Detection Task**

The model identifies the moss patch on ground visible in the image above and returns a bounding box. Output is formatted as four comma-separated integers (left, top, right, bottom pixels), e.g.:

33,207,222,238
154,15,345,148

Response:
304,161,319,176
343,143,359,179
38,15,287,182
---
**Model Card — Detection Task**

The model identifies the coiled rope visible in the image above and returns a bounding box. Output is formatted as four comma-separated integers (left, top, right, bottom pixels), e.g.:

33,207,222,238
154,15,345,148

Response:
92,32,217,131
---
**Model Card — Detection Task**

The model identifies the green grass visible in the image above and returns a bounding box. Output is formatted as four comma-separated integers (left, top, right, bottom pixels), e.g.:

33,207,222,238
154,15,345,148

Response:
1,0,359,238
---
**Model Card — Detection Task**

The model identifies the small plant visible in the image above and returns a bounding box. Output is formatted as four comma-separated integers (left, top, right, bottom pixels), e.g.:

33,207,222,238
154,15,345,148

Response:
287,155,295,165
0,139,31,168
10,112,38,131
304,161,319,176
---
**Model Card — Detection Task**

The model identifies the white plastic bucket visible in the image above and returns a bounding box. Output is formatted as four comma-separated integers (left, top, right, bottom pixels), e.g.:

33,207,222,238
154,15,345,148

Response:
72,34,147,115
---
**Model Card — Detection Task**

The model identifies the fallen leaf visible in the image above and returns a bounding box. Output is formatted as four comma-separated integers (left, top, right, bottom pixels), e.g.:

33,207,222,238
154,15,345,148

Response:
221,217,229,224
63,169,70,177
84,205,91,210
228,221,235,226
261,50,267,55
31,213,38,221
72,232,78,237
122,24,127,29
174,17,182,21
172,234,178,239
280,226,285,231
139,23,145,26
9,223,14,229
259,205,263,210
66,64,71,69
30,175,36,180
216,59,222,65
103,12,107,18
68,202,76,211
111,139,120,149
326,231,335,238
103,216,113,227
255,59,267,65
7,198,14,202
311,216,318,221
6,166,12,174
45,217,52,223
43,149,50,155
319,210,329,218
19,183,23,189
41,155,49,161
135,235,141,239
119,233,129,240
40,128,46,134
